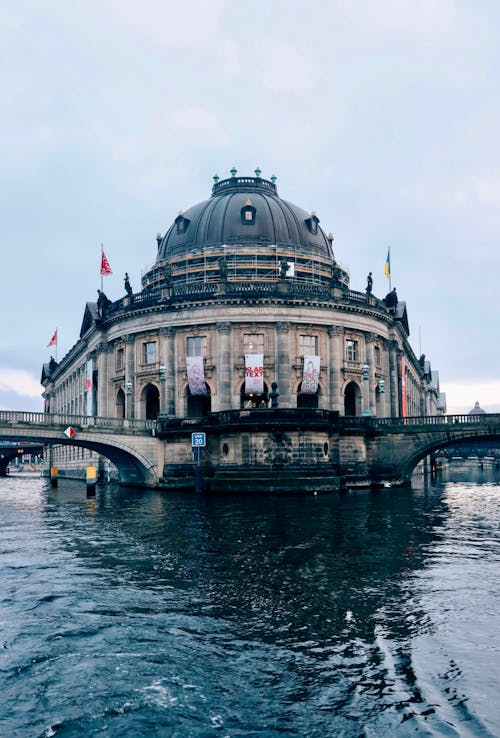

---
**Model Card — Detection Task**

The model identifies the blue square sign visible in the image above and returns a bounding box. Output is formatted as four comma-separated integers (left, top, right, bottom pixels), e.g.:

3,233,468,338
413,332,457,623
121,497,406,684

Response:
191,432,206,447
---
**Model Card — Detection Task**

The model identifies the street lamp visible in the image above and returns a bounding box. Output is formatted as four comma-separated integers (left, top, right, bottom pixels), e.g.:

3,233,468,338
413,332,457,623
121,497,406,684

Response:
126,381,132,396
378,377,385,393
361,361,371,416
159,364,166,381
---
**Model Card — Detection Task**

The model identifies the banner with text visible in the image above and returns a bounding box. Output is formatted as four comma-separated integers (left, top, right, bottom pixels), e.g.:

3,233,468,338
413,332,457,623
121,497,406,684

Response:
245,353,264,394
301,355,320,394
86,359,93,416
187,356,207,396
401,356,408,417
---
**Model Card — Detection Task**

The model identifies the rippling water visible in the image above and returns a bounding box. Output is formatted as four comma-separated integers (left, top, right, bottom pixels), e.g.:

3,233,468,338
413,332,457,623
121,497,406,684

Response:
0,472,499,737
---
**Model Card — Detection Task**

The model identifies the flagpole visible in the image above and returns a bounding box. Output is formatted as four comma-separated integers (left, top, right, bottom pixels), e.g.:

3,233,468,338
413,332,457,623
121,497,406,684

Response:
55,328,58,362
100,244,103,293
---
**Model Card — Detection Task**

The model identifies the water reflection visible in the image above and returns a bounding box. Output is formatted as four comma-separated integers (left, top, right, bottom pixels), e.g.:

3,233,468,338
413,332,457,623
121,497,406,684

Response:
0,476,498,736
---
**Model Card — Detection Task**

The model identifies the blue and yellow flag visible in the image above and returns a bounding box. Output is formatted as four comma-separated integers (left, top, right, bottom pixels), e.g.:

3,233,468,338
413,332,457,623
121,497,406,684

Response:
384,248,391,279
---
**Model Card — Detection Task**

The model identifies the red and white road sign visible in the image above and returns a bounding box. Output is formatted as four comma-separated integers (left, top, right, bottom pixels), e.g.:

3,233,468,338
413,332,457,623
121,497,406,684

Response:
64,426,76,439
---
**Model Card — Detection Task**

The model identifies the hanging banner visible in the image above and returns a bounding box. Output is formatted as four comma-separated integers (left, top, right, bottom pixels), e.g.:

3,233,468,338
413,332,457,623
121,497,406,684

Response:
401,356,408,417
302,355,320,394
187,356,207,396
85,359,93,416
245,354,264,393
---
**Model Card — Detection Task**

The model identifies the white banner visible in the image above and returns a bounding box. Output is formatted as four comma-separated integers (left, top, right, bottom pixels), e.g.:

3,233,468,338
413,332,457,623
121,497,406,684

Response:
301,354,320,394
187,356,207,396
245,353,264,393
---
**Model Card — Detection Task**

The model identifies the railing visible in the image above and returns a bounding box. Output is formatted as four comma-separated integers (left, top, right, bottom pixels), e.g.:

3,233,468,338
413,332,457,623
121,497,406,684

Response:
2,410,498,436
0,411,156,432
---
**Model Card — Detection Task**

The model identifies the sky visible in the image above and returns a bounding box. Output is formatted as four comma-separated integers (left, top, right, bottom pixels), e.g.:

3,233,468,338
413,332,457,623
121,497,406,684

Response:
1,0,499,415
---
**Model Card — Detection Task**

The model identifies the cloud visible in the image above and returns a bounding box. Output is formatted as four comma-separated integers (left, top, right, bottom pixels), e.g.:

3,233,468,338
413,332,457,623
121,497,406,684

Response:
0,369,43,400
474,177,500,208
339,0,458,35
254,40,320,94
94,0,227,47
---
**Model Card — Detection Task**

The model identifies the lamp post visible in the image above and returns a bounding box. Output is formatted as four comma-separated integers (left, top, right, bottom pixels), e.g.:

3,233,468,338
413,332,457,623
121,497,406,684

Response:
126,380,133,419
361,360,371,416
159,364,166,417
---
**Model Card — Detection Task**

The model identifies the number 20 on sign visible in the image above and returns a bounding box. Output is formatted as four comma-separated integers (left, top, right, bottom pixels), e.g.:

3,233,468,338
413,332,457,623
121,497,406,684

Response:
191,432,206,447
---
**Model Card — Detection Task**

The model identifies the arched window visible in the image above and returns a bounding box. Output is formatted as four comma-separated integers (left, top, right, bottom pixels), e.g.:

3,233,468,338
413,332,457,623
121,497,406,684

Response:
344,381,361,416
116,388,125,419
240,381,269,409
141,383,160,420
297,381,320,409
187,384,211,417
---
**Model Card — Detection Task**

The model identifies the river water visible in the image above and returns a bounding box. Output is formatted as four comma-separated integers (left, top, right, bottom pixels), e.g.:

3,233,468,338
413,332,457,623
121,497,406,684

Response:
0,471,499,737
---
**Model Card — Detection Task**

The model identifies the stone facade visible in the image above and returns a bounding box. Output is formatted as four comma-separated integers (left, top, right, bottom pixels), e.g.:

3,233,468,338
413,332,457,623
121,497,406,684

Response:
41,173,445,491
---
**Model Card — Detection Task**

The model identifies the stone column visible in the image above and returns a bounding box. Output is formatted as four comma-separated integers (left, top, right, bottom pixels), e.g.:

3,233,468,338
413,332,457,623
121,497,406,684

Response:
328,326,343,412
216,322,232,411
161,327,176,416
125,335,136,419
365,334,376,415
96,342,110,417
388,340,400,418
275,321,291,407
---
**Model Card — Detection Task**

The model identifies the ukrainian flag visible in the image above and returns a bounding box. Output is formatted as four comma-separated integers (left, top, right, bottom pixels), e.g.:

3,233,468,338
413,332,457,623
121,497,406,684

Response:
384,248,391,279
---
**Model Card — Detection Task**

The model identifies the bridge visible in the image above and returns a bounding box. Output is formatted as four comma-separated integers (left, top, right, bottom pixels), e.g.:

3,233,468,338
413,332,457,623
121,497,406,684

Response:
0,441,44,476
1,410,499,490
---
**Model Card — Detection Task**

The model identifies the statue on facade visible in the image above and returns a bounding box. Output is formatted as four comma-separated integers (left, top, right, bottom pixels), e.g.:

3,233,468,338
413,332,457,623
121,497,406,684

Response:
384,287,398,309
269,381,280,408
163,263,172,287
366,272,373,294
330,261,341,286
279,259,290,279
124,272,133,297
97,289,111,316
218,256,228,280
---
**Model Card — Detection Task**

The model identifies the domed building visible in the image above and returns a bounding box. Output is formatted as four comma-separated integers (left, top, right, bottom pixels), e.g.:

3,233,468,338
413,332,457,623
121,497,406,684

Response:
41,170,445,491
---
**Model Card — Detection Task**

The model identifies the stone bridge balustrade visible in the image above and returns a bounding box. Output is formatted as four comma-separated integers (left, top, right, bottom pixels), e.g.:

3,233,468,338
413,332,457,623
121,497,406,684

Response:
1,410,499,491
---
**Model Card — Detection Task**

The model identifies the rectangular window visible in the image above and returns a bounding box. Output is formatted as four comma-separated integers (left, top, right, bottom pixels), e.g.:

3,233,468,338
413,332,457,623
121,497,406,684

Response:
143,341,157,364
243,333,264,354
116,347,124,371
300,335,317,356
346,339,358,362
187,336,207,357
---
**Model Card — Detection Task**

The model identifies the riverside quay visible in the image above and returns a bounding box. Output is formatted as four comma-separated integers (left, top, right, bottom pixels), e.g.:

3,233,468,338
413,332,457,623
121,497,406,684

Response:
39,170,450,492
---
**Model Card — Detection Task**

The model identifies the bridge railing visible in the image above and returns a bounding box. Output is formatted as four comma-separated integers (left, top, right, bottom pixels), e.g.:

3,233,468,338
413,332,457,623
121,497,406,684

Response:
0,411,156,432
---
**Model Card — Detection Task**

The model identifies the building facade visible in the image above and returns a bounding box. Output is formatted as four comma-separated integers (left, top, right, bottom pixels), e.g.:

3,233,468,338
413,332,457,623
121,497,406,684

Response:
41,171,445,489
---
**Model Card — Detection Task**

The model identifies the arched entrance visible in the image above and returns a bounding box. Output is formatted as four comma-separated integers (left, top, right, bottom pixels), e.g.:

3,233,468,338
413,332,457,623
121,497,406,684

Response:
344,381,361,416
297,382,320,409
187,384,211,417
141,383,160,420
116,388,125,418
240,382,269,409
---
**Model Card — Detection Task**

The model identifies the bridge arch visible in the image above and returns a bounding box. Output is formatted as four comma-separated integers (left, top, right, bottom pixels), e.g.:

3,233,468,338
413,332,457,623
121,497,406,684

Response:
0,415,159,487
369,419,500,485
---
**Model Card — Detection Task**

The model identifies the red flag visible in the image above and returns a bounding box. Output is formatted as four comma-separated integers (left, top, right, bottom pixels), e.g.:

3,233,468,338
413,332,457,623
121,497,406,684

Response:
47,329,57,347
100,247,112,276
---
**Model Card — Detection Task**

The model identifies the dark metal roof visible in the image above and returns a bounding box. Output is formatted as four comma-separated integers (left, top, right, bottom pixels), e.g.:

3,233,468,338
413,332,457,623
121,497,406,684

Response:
156,175,334,261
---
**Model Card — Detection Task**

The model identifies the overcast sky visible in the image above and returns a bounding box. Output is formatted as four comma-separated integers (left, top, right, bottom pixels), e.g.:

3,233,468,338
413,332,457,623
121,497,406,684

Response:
1,0,499,414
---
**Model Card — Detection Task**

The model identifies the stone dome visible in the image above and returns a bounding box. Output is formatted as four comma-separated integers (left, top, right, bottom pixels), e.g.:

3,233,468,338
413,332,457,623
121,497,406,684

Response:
142,172,348,292
156,174,334,261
